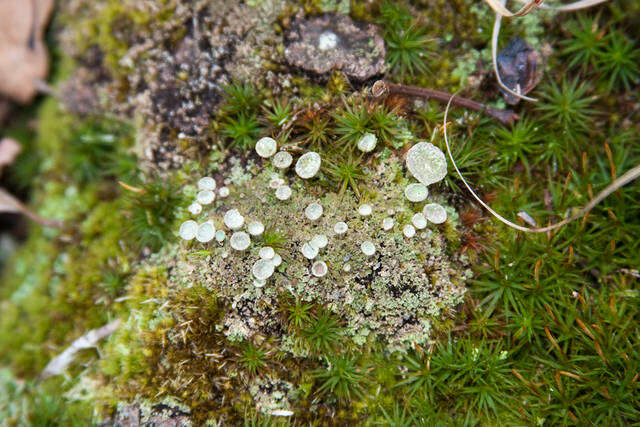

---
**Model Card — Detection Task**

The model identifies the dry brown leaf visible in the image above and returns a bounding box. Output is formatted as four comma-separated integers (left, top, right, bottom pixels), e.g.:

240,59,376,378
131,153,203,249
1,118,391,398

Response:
0,0,55,103
0,187,63,228
0,187,21,214
0,137,22,171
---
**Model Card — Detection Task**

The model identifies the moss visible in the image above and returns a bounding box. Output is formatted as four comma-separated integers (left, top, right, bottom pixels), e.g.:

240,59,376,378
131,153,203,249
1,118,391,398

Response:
2,0,639,424
0,369,94,424
74,0,163,77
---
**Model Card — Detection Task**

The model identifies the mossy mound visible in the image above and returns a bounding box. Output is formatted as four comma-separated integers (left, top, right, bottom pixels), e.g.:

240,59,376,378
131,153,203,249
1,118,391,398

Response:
1,0,639,424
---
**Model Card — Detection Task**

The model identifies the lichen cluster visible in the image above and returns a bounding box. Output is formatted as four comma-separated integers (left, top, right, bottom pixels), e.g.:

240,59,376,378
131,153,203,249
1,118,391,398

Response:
168,155,467,351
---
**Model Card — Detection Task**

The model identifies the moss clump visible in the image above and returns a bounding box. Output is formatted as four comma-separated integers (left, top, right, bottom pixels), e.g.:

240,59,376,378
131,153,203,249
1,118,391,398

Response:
0,101,136,378
0,369,93,424
124,178,186,252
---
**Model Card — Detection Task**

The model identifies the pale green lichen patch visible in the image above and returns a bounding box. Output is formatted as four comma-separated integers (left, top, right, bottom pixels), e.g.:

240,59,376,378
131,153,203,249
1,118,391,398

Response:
166,153,467,351
249,377,297,415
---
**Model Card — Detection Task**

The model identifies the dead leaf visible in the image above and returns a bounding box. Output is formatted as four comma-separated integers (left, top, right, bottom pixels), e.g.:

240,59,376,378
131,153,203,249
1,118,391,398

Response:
0,187,63,228
0,137,22,171
496,37,540,105
0,0,55,103
41,319,121,378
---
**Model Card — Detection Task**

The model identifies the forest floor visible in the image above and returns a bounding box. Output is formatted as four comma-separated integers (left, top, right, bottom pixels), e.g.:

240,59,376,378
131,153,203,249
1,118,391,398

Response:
0,0,639,425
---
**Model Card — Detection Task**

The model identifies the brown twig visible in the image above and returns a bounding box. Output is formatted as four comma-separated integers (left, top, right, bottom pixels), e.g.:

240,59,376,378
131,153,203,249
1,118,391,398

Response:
0,187,64,228
371,80,519,126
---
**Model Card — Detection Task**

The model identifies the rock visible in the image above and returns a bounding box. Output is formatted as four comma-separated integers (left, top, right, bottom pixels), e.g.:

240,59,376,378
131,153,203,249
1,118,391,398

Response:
284,13,386,80
497,37,540,105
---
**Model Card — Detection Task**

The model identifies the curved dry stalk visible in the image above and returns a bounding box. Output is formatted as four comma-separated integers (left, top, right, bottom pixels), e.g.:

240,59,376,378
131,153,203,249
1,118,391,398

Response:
485,0,608,17
484,0,543,17
41,319,121,378
442,93,640,233
0,187,63,228
514,0,610,12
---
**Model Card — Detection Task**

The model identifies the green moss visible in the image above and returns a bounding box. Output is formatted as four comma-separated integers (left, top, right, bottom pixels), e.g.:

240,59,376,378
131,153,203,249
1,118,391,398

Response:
0,369,94,425
222,113,264,150
74,1,167,77
124,177,186,252
297,312,345,356
312,354,368,402
2,0,640,424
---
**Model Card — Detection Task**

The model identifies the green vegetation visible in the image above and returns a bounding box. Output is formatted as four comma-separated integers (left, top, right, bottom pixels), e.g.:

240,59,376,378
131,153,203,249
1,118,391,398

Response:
261,227,288,249
323,152,367,198
284,299,313,331
263,98,293,130
1,0,639,425
221,81,262,116
0,371,92,425
238,342,269,377
536,77,597,144
220,81,265,149
298,312,344,355
560,14,607,70
378,1,435,78
222,112,264,150
68,118,136,184
561,15,640,91
312,355,368,401
124,178,185,252
595,28,640,90
332,102,403,151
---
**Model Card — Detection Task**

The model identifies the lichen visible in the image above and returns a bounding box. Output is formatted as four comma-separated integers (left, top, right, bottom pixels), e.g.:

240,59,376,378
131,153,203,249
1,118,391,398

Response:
160,154,467,352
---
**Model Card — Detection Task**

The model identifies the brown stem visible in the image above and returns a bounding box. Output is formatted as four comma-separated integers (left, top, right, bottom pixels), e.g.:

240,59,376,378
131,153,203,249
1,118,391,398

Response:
0,187,64,229
371,80,519,126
